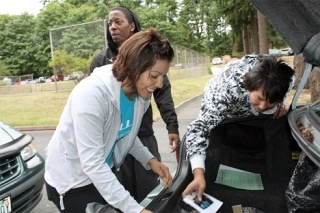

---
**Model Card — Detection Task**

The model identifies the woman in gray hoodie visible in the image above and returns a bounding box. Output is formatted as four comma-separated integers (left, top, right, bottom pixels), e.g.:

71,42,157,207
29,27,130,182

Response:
45,28,174,213
90,6,180,202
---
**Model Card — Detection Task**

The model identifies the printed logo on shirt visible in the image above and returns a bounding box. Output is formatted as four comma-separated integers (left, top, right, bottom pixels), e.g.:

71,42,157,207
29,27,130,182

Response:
117,119,132,140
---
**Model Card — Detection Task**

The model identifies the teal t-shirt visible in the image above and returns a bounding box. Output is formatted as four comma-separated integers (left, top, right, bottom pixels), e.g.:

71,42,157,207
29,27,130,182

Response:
105,88,135,167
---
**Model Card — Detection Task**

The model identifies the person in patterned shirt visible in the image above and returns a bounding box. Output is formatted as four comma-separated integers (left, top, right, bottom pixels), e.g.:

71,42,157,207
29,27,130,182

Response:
182,54,295,201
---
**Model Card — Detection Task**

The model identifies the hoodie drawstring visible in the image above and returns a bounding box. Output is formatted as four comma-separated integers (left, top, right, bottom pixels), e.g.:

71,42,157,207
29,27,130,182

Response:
60,194,65,210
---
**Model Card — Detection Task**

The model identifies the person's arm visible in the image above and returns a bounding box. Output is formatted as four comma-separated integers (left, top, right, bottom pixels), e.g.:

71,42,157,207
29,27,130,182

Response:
153,74,180,151
183,68,245,200
185,81,226,171
70,80,144,213
128,136,173,188
182,82,227,201
89,49,108,74
148,157,173,188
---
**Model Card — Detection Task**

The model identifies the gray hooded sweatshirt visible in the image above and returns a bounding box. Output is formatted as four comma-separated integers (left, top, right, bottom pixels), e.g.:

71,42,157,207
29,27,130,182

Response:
45,64,154,213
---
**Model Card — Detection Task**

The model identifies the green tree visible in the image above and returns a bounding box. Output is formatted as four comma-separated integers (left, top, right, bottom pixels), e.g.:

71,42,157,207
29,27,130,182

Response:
0,60,11,76
199,0,232,57
174,0,231,57
257,11,268,54
49,49,81,74
215,0,253,54
267,22,287,49
136,2,178,41
1,0,292,80
34,2,74,77
35,2,104,77
176,0,202,51
53,22,105,59
0,14,38,76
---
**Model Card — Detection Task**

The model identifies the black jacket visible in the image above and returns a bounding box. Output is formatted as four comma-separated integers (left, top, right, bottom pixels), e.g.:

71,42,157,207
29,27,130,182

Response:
89,8,179,137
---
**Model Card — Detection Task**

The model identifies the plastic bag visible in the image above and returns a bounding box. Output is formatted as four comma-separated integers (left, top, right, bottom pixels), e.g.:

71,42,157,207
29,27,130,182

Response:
286,151,320,212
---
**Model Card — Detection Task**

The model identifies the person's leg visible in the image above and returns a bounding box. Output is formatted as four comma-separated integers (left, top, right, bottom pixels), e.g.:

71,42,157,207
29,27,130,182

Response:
134,135,161,202
46,182,107,213
113,154,136,198
113,134,161,203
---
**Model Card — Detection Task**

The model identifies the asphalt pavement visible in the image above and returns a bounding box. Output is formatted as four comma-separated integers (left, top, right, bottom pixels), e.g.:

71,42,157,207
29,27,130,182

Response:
153,94,202,173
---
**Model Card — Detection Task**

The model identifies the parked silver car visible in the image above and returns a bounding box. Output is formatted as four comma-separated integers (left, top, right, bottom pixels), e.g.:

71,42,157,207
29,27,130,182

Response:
281,48,294,56
268,48,282,57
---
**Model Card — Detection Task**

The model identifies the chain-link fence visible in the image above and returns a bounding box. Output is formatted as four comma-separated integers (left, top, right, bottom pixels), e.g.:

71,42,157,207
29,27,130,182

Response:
169,45,210,80
49,20,106,67
0,74,37,95
48,20,107,92
0,20,210,95
0,74,34,86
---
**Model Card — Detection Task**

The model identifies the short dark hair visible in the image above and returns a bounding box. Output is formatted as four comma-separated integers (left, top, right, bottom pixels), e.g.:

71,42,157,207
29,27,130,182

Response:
106,6,141,53
112,27,174,89
243,56,295,104
111,6,133,23
110,6,141,32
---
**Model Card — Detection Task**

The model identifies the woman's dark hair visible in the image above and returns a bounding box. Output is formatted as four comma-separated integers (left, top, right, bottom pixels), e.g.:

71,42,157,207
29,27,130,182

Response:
243,56,295,104
112,27,174,89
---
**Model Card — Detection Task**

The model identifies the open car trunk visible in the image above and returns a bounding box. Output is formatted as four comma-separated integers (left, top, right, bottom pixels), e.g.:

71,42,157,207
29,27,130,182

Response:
145,0,320,212
146,116,299,212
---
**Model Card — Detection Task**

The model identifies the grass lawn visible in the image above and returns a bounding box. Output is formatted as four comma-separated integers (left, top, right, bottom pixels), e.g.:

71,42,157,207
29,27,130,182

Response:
0,75,213,127
0,91,71,126
1,56,310,127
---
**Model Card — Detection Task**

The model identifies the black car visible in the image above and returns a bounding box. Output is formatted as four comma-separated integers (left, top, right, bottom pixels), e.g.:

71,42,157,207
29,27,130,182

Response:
0,122,45,213
143,0,320,212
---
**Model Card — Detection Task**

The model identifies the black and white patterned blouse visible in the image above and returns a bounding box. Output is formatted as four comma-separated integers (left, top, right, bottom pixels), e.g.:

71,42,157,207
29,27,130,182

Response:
185,54,294,170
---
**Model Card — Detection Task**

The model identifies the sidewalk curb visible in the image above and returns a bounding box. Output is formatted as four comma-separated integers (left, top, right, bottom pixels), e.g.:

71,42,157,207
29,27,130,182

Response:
16,125,56,131
175,94,202,109
15,94,203,131
152,94,202,122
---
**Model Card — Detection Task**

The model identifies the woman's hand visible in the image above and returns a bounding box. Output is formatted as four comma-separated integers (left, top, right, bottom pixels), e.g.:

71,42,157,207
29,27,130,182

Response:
273,104,288,119
148,158,173,188
182,168,206,202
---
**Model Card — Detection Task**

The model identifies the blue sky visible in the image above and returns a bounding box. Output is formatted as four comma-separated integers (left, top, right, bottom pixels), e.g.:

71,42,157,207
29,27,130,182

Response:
0,0,43,15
